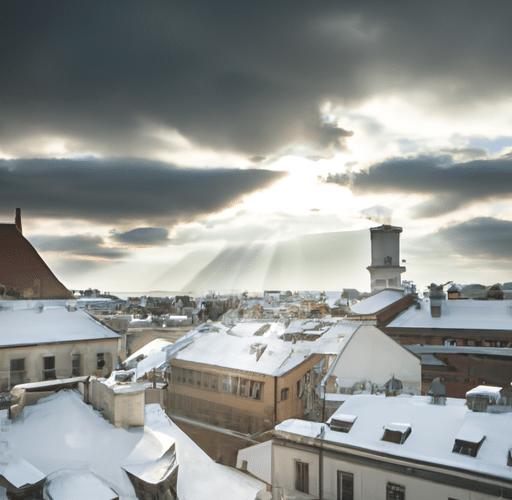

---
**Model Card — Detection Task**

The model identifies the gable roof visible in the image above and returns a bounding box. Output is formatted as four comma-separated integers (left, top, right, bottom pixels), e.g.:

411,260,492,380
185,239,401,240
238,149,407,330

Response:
0,222,71,299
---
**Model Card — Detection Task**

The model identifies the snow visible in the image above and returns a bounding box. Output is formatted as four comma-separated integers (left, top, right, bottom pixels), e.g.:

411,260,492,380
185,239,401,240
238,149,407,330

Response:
466,385,502,403
388,298,512,331
276,394,512,480
0,391,267,500
0,301,119,347
0,455,45,489
43,470,118,500
350,290,405,315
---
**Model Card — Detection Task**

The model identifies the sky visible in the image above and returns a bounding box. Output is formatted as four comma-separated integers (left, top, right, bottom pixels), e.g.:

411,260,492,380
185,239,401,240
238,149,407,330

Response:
2,1,512,294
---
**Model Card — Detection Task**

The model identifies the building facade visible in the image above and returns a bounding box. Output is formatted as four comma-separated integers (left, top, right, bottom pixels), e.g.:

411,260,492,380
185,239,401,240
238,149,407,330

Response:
238,392,512,500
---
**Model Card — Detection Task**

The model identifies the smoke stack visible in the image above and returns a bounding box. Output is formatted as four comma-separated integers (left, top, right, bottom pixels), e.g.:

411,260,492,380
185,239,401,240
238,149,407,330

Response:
15,208,22,234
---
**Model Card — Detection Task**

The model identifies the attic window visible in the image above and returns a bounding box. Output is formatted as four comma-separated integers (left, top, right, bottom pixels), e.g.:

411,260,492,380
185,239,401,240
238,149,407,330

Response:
382,424,412,444
452,436,485,457
330,414,357,433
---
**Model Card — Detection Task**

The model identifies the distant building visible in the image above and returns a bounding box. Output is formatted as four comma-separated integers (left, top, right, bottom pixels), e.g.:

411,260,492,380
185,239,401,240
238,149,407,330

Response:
384,289,512,396
0,208,72,299
238,389,512,500
367,225,406,292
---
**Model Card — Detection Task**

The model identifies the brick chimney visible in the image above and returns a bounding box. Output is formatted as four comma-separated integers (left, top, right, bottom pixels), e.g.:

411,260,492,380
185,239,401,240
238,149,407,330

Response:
15,208,22,234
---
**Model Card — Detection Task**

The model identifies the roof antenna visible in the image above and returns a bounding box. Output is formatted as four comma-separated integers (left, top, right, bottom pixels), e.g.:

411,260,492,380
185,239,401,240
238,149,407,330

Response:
15,208,22,234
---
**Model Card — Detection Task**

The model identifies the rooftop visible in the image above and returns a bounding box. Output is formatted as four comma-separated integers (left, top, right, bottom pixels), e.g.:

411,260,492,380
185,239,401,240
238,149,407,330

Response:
387,298,512,331
276,394,512,481
0,300,120,347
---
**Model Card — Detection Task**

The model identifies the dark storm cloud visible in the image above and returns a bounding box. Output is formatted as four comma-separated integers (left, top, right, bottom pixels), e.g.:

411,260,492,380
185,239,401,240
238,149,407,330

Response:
0,158,285,225
110,227,170,246
28,234,128,260
326,156,512,218
1,2,512,156
437,218,512,261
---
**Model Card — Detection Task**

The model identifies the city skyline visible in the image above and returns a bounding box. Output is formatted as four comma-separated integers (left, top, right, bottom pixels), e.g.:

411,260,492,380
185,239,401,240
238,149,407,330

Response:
2,2,512,293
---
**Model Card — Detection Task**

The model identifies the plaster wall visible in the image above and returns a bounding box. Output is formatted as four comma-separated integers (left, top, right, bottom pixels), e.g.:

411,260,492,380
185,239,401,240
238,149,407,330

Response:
272,444,494,500
331,326,421,394
0,339,118,390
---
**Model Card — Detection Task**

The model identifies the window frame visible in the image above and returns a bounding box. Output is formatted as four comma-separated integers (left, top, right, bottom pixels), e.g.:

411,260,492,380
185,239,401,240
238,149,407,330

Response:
337,470,354,500
386,482,405,500
43,355,56,380
295,460,309,494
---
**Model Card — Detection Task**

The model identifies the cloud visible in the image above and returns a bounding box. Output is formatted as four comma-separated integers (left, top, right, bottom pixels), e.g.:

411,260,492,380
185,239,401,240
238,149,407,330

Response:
1,2,512,157
0,158,286,225
360,205,393,224
436,217,512,261
28,234,128,260
110,227,170,246
325,155,512,218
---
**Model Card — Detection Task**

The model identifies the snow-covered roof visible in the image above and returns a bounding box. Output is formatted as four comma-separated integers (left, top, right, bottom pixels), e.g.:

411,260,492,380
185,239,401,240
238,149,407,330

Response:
388,298,512,331
0,390,268,500
0,301,119,347
406,344,512,357
43,470,119,500
173,326,316,376
275,394,512,481
349,289,405,315
172,319,358,376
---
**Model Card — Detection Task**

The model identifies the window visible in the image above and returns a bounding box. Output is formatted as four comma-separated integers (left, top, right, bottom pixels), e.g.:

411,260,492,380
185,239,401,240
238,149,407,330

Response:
295,461,309,494
386,482,405,500
249,380,261,400
280,388,289,401
337,471,354,500
72,354,81,376
452,437,485,457
382,424,412,444
43,356,56,380
239,378,249,397
97,353,105,370
10,358,26,386
297,379,304,398
221,375,238,395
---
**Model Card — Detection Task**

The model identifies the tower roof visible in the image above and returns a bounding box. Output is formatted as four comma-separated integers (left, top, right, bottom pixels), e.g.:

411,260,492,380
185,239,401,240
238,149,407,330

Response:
0,211,72,299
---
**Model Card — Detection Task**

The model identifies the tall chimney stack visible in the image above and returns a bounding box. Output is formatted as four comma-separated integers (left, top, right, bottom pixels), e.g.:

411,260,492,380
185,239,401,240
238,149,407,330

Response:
15,208,22,234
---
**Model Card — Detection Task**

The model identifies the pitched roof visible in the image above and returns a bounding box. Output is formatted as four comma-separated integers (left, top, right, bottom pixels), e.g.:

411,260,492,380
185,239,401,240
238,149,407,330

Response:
0,222,71,299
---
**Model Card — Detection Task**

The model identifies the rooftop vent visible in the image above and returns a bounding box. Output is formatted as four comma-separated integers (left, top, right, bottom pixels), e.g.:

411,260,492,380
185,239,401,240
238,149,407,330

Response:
384,376,403,396
466,385,502,412
427,377,446,405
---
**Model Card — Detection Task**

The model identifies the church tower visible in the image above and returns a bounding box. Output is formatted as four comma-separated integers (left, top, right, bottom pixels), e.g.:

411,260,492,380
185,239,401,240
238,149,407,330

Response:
367,225,406,292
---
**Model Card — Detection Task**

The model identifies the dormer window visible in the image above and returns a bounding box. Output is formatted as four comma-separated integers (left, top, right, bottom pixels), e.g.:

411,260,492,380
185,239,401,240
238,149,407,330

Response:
452,436,485,457
329,414,357,433
381,423,412,444
507,449,512,467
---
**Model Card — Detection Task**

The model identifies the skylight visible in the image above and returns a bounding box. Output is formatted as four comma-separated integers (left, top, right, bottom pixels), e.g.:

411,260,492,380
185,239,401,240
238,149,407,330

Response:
381,423,412,444
329,414,357,433
452,437,485,457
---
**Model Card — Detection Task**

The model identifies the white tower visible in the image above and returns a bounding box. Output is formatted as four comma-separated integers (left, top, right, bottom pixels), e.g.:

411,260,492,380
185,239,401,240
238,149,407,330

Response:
367,225,406,292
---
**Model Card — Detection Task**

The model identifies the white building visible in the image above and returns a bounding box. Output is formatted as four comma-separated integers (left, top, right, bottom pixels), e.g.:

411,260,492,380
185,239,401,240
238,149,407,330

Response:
0,300,120,390
238,392,512,500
